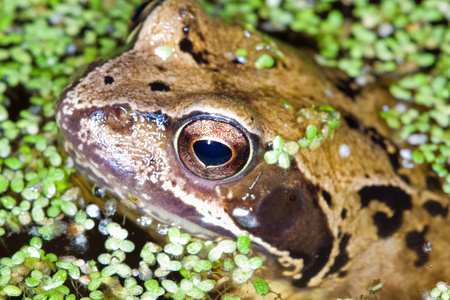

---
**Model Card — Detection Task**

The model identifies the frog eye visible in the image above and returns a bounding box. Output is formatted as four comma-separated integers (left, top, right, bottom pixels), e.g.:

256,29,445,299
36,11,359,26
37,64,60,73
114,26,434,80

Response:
174,116,254,180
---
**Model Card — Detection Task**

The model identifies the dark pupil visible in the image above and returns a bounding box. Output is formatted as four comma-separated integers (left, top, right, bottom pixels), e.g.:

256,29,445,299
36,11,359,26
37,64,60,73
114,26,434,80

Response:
193,140,232,166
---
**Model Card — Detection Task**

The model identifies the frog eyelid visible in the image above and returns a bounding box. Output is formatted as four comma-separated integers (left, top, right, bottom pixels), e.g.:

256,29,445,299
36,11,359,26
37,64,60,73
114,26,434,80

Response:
173,115,255,181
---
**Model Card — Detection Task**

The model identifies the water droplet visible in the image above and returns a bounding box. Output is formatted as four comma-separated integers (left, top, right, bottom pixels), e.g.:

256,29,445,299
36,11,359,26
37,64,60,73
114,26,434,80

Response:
137,216,153,227
339,144,351,158
98,218,111,235
156,224,170,235
103,199,117,216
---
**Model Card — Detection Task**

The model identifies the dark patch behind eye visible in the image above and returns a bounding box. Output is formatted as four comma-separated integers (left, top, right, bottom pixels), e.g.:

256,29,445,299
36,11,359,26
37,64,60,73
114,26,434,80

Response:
249,184,333,287
359,185,411,238
423,200,448,217
149,81,170,92
104,76,114,85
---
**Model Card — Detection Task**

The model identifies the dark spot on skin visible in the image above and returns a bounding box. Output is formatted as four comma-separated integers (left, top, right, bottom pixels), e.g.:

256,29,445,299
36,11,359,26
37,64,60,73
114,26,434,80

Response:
341,208,347,219
387,152,400,172
334,78,361,102
359,186,412,238
324,233,351,277
104,76,114,85
155,65,167,72
343,115,360,129
423,200,448,217
366,127,387,150
322,190,332,206
366,127,400,172
399,175,410,184
426,175,441,191
405,226,429,267
338,271,347,278
179,38,193,52
149,81,170,92
197,31,206,42
178,38,209,64
192,51,209,64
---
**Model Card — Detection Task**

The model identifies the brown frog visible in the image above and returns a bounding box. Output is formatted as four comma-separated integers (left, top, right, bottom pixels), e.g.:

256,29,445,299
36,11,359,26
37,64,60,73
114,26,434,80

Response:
56,0,450,298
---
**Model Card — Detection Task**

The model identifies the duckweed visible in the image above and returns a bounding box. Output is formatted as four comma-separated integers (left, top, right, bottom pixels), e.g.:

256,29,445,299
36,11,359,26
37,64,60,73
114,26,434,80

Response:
255,53,275,69
154,45,173,61
265,106,341,168
1,0,447,299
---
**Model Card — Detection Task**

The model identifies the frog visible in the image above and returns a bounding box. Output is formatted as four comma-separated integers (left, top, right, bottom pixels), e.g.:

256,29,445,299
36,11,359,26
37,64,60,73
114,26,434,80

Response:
56,0,450,298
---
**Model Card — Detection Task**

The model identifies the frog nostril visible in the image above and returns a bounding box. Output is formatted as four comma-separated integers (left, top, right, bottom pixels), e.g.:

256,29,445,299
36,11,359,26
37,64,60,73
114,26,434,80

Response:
193,140,232,166
174,115,255,180
104,76,114,85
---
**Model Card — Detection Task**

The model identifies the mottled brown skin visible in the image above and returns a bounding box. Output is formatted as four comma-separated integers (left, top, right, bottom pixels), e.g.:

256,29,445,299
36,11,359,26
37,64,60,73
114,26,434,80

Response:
56,0,450,299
